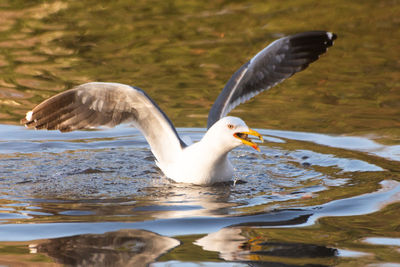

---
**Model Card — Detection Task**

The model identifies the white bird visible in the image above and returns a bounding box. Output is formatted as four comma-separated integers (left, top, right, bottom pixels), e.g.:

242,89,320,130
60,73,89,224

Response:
22,31,336,185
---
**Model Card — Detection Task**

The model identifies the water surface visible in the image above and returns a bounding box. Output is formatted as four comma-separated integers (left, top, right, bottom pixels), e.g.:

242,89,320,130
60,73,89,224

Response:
0,0,400,266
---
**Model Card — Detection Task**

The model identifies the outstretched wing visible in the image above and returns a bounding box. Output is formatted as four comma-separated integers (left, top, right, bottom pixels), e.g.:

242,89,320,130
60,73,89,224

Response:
22,82,186,164
207,31,337,128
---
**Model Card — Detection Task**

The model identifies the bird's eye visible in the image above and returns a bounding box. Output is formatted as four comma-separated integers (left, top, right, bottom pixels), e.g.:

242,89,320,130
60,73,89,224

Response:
227,124,234,129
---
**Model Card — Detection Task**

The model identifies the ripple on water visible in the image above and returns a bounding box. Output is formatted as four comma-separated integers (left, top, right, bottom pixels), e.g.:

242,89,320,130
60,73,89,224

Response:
0,125,399,266
0,125,388,207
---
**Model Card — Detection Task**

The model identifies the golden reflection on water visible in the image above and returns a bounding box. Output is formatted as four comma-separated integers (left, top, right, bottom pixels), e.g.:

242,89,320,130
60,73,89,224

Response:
0,0,398,137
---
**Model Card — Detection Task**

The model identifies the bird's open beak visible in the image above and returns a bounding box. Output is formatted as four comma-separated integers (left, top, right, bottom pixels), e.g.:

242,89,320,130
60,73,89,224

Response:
233,128,264,152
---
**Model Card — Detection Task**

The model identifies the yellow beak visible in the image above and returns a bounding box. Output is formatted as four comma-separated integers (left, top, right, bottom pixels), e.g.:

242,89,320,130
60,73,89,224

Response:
233,128,264,152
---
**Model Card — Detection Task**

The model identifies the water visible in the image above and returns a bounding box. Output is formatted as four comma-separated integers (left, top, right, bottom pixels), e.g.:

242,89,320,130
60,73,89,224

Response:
0,1,400,266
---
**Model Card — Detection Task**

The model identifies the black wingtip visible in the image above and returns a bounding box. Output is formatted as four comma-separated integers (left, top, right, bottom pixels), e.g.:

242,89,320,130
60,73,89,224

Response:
287,31,337,57
327,32,337,46
289,31,337,45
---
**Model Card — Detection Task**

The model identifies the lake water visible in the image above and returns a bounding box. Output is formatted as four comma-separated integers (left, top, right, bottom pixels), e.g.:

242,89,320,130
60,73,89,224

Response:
0,1,399,266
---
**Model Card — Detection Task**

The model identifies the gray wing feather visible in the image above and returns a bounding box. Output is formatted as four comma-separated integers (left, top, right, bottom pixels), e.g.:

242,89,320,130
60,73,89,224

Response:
207,31,337,128
22,82,185,165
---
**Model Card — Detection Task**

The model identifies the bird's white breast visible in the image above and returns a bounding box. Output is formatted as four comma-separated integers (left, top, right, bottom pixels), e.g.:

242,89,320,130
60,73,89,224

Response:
156,141,234,185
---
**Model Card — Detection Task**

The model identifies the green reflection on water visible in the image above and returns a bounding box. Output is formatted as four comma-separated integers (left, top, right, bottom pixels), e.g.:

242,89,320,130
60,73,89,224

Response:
0,243,54,265
0,0,399,137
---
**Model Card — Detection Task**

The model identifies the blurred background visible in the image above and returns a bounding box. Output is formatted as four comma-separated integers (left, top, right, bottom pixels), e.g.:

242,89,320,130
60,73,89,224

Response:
0,0,398,138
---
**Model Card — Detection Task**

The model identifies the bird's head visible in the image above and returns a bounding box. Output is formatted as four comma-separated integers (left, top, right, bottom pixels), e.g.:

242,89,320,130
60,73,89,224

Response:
207,116,263,152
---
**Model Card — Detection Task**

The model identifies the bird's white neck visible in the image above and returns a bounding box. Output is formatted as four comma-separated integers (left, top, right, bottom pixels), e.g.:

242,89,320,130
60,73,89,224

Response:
198,129,235,160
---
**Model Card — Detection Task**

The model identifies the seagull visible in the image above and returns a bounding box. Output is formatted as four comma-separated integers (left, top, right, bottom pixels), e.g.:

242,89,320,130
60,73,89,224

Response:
22,31,337,185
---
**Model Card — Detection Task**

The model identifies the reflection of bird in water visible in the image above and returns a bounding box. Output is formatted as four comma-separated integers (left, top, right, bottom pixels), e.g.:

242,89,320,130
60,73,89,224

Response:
196,228,337,262
22,31,336,185
36,229,179,267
